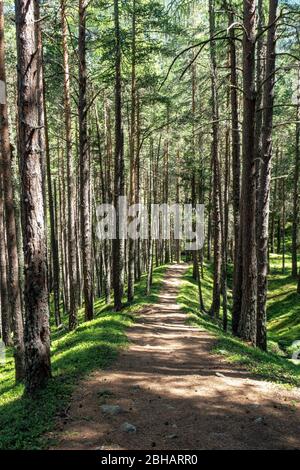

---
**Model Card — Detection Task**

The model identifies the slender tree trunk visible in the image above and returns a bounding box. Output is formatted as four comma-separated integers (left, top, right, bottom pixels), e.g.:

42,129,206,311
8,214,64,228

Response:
61,0,78,329
103,99,112,303
15,0,51,394
270,148,279,254
256,0,278,351
128,0,136,302
238,0,257,345
209,0,221,319
207,158,212,261
176,151,181,263
0,175,11,346
221,125,230,331
113,0,125,311
254,0,265,216
44,75,60,327
79,0,94,320
228,8,242,335
135,93,141,280
1,0,24,374
146,140,154,295
45,130,60,326
281,172,286,274
292,68,300,278
191,55,198,281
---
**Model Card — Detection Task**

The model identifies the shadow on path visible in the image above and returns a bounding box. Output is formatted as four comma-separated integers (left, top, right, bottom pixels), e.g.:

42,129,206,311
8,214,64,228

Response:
52,264,300,450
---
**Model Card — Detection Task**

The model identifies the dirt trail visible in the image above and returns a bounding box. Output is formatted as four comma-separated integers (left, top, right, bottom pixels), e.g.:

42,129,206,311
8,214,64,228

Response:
52,264,300,450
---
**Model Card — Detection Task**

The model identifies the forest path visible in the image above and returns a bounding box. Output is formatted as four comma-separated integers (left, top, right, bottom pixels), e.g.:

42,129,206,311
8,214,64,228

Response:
52,264,300,450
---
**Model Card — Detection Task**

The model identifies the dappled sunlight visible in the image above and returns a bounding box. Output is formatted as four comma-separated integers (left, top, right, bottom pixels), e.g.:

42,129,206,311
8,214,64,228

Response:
179,266,300,387
52,264,300,451
0,266,168,449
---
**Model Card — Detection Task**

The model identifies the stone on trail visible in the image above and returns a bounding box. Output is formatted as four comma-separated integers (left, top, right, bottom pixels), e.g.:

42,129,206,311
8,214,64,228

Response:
215,372,225,378
120,422,137,433
132,385,141,391
98,389,114,399
254,416,264,424
100,404,122,416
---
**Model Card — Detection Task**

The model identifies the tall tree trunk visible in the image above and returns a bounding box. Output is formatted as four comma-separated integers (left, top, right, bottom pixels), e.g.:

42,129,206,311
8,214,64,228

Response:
281,172,286,274
0,174,11,346
209,0,221,319
238,0,257,345
128,0,136,303
43,69,60,327
207,158,212,261
176,150,181,263
221,124,230,331
15,0,51,394
191,54,198,281
270,148,279,254
79,0,94,320
113,0,125,311
146,140,154,296
61,0,78,329
292,67,300,278
228,7,242,335
256,0,278,351
103,98,112,303
135,92,141,280
254,0,265,215
0,0,24,374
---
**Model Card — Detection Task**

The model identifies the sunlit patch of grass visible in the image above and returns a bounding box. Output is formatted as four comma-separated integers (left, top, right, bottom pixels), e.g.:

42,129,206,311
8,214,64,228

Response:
266,253,300,349
0,265,167,450
178,265,300,388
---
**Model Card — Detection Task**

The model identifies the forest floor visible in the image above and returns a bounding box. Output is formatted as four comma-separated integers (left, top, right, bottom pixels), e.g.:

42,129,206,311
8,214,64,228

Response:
0,266,167,449
51,264,300,450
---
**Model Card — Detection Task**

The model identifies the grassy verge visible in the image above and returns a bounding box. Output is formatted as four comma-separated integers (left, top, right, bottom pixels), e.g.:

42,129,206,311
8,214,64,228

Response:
267,253,300,351
0,265,167,450
178,264,300,388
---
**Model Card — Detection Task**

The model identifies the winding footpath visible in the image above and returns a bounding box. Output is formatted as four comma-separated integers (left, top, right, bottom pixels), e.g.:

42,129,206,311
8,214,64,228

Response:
52,264,300,450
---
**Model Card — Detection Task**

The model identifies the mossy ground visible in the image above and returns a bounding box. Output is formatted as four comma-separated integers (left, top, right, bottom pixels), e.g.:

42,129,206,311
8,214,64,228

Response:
0,265,167,450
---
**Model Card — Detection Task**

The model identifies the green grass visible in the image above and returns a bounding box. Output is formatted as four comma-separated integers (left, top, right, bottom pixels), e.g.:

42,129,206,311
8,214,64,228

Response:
0,265,167,450
267,253,300,350
178,262,300,388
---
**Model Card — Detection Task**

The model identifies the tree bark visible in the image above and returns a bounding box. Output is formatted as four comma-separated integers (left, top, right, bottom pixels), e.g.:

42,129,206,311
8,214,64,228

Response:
0,174,11,346
0,0,24,374
113,0,125,311
256,0,278,351
79,0,94,320
228,7,242,335
254,0,265,214
128,0,136,303
15,0,51,394
208,0,221,319
238,0,257,345
61,0,78,329
292,67,300,278
44,84,61,326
